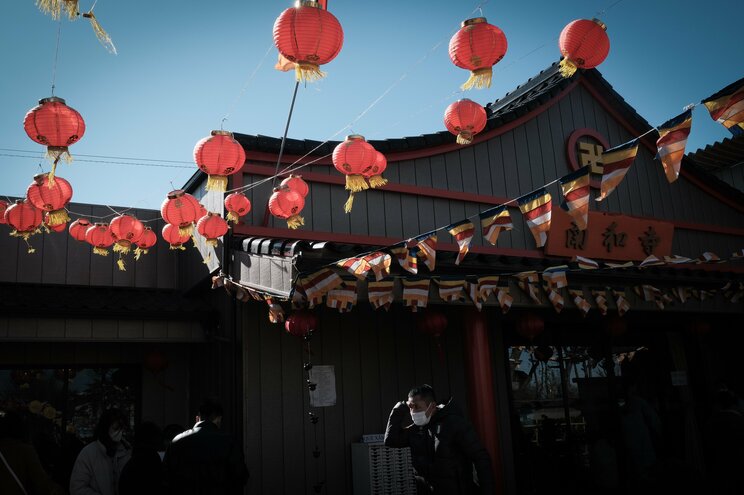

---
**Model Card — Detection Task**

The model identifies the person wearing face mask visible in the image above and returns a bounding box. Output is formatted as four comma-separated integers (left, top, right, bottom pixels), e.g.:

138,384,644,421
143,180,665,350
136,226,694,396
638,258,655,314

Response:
384,384,495,494
70,409,132,495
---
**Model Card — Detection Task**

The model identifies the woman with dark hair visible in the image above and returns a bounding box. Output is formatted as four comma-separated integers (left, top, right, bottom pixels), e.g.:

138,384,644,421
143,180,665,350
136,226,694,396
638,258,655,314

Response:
119,422,164,495
70,409,131,495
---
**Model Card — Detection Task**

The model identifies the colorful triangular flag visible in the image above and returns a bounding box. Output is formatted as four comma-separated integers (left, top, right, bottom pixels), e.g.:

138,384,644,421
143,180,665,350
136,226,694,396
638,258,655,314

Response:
592,289,608,316
515,271,541,304
326,280,357,313
402,279,431,312
436,278,467,302
447,220,474,265
496,279,513,314
610,287,630,316
368,280,395,311
413,234,437,272
479,205,513,245
702,77,744,136
298,268,343,308
518,189,552,248
572,255,599,270
656,110,692,183
596,139,639,202
569,288,591,317
477,275,501,301
336,257,371,280
363,251,392,281
559,166,591,230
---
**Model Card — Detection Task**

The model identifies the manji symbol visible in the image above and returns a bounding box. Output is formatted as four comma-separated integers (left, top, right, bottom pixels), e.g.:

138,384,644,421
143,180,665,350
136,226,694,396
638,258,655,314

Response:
578,141,604,174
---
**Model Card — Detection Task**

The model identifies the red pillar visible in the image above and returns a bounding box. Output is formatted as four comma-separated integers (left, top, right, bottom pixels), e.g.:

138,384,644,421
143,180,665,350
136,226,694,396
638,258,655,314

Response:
464,308,503,494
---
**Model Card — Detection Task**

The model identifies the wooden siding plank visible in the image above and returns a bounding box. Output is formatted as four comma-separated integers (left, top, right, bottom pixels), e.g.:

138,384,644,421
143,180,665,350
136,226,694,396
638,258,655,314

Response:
364,190,386,238
525,118,546,188
473,142,493,196
487,137,508,198
338,309,364,490
358,305,382,435
330,185,351,235
243,305,263,494
280,320,306,494
460,146,480,195
444,150,464,192
36,318,65,339
309,182,333,233
259,305,285,494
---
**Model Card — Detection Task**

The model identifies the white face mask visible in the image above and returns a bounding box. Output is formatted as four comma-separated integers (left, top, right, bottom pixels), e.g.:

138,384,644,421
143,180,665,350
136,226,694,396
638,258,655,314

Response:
109,427,123,443
410,405,431,426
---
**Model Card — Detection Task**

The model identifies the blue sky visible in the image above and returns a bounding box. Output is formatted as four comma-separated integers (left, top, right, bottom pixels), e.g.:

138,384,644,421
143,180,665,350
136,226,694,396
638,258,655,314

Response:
1,0,742,210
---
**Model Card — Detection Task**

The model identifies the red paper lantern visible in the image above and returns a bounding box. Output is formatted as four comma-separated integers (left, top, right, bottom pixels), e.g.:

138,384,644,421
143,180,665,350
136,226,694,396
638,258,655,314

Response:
273,1,344,82
606,316,627,337
196,212,229,247
144,350,169,373
269,187,305,229
364,151,388,189
448,17,508,90
25,173,73,226
161,190,202,237
43,213,67,233
193,130,246,192
444,99,487,145
5,200,43,249
416,310,448,337
558,18,610,78
280,174,309,198
285,310,319,338
516,313,544,341
85,223,115,256
162,223,191,250
68,218,91,242
133,226,157,259
109,214,145,254
23,97,85,182
0,200,8,225
332,135,376,212
224,192,251,224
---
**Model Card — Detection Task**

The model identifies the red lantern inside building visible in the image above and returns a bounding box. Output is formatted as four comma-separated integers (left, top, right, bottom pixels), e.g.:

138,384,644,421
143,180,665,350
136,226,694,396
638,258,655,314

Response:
448,17,508,90
364,151,388,189
144,350,169,373
109,214,145,254
332,135,376,213
162,223,191,250
68,218,91,242
134,226,157,259
558,18,610,78
85,223,115,256
516,313,544,341
273,1,344,82
280,175,309,198
43,213,67,233
606,316,627,337
5,200,43,253
23,97,85,182
269,187,305,229
285,310,319,338
0,200,8,225
416,310,448,363
224,192,251,224
196,212,229,247
161,190,202,237
193,130,246,192
444,99,487,145
26,173,73,226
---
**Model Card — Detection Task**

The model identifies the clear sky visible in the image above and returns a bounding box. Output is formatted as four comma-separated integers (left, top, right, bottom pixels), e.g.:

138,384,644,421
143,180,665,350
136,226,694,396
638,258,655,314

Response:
1,0,742,211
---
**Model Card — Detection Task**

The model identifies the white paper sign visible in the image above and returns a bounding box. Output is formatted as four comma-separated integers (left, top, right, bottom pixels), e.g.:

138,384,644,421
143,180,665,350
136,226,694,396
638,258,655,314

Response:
309,365,337,407
670,370,688,387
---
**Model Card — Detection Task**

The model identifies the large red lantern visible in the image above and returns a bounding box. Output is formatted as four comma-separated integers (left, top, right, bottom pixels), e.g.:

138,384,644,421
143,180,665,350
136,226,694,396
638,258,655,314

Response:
134,226,157,259
43,213,67,233
68,218,91,242
285,310,319,338
109,214,145,254
162,223,191,250
558,18,610,78
332,135,376,213
273,1,344,82
516,313,544,341
224,192,251,224
0,200,8,225
26,173,73,226
85,223,115,256
196,212,229,247
193,130,246,192
444,99,487,145
269,187,305,229
364,151,388,189
161,190,202,237
280,174,309,198
4,200,43,252
449,17,508,90
23,97,85,182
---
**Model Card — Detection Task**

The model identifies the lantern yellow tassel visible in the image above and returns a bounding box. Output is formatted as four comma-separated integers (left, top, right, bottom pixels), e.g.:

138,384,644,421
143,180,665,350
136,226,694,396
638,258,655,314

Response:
461,67,493,90
286,214,304,229
36,0,78,20
295,62,326,83
117,258,126,271
205,175,228,192
559,58,578,78
169,244,186,251
456,131,474,145
226,211,240,224
113,241,131,255
46,209,70,226
205,238,219,247
344,192,355,214
345,174,369,193
133,247,148,260
93,247,109,256
202,251,212,264
368,175,388,189
178,224,194,238
83,10,117,54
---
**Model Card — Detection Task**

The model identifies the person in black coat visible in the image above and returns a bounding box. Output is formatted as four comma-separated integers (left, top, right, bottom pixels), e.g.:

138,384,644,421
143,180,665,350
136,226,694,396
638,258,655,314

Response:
384,384,495,494
163,399,248,495
119,421,164,495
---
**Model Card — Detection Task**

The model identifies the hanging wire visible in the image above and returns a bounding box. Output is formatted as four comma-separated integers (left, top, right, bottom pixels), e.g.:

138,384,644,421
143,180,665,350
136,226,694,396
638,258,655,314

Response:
50,17,63,96
221,42,275,126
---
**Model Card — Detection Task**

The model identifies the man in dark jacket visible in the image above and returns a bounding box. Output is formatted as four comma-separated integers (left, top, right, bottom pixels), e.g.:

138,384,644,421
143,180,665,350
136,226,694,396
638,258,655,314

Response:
384,385,495,494
164,399,248,495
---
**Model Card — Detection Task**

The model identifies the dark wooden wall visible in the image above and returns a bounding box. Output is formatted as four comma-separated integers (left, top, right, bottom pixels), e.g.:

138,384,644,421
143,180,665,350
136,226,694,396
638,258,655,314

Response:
241,303,469,495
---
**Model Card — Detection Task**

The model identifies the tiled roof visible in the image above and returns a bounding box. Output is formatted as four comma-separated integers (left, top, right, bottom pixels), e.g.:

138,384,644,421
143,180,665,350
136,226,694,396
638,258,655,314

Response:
686,135,744,172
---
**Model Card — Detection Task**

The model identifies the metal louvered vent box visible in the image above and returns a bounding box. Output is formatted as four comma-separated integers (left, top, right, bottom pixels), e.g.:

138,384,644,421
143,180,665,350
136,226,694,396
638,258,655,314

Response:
351,442,416,495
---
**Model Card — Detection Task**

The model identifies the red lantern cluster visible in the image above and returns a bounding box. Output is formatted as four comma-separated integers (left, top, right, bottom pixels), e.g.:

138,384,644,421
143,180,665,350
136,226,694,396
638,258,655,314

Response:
285,310,319,338
85,223,115,256
109,214,145,255
224,192,251,224
444,99,487,145
558,18,610,78
162,223,191,250
0,200,8,225
273,1,344,82
23,97,85,182
364,151,388,189
26,173,73,226
134,226,157,259
449,17,508,90
280,175,309,198
4,200,43,251
43,213,67,233
269,186,305,229
161,190,203,237
196,212,229,247
193,130,246,192
69,218,91,242
332,135,379,213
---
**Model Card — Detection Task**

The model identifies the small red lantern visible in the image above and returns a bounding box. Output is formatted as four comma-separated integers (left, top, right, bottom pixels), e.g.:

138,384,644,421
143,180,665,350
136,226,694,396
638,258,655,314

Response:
449,17,508,90
279,174,309,198
364,151,388,189
161,190,202,237
5,200,43,252
558,18,610,78
285,310,319,338
134,226,157,259
273,1,344,82
196,212,229,247
68,218,91,242
26,173,73,226
516,313,544,341
0,200,8,225
23,97,85,182
416,310,448,363
332,135,376,213
109,214,145,255
162,223,191,250
43,213,67,233
269,187,305,229
224,192,251,224
193,130,246,192
144,350,169,373
85,223,115,256
444,99,487,145
606,316,627,337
